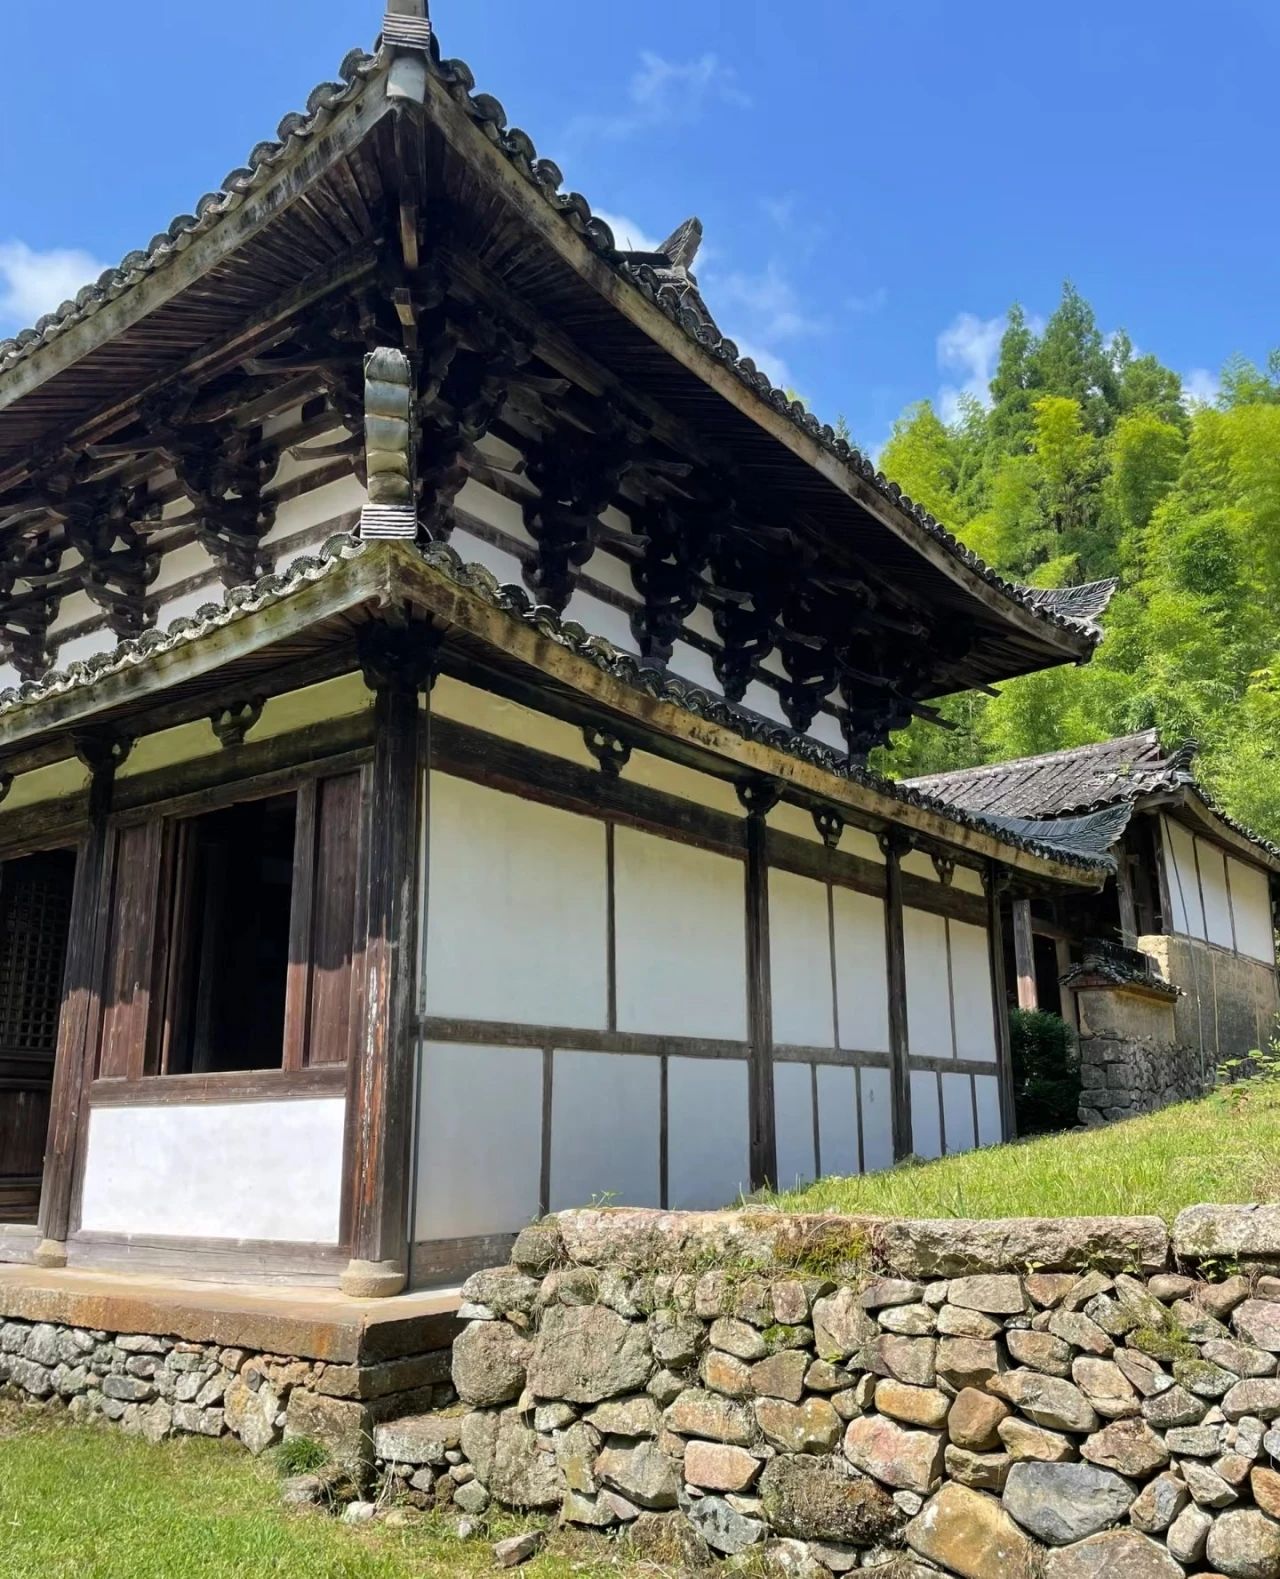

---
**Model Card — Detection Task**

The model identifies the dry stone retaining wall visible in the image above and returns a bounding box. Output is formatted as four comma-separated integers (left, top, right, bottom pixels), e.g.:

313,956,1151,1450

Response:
401,1206,1280,1578
0,1318,454,1474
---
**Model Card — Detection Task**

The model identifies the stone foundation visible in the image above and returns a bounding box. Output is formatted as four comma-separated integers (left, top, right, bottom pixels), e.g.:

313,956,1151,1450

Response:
381,1206,1280,1577
1077,1030,1207,1127
0,1319,455,1475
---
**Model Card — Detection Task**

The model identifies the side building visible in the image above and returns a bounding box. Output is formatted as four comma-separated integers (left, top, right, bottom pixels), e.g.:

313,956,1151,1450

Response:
0,13,1117,1302
909,730,1280,1126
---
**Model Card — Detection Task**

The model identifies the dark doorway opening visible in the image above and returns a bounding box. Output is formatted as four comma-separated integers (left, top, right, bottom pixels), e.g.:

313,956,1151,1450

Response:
0,848,76,1224
162,795,298,1075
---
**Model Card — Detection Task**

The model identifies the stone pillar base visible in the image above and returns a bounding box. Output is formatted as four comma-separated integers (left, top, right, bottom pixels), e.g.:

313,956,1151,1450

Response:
32,1239,68,1269
340,1258,407,1299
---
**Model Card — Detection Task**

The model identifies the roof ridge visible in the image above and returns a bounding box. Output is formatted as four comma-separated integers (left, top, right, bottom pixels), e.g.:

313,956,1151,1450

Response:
905,727,1164,788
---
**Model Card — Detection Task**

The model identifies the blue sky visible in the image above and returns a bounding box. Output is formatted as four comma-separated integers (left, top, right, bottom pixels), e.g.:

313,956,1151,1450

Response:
1,0,1276,455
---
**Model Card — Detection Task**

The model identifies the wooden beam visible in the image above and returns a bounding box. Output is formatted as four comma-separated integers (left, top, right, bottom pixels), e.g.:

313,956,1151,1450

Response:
880,832,913,1161
987,866,1018,1140
1116,849,1139,946
35,739,127,1262
1011,898,1038,1011
341,621,437,1298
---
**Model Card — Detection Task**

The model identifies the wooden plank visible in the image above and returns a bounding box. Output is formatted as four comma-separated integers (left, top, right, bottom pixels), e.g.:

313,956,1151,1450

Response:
1116,850,1139,946
283,780,318,1073
66,1230,345,1286
408,1233,517,1289
306,772,365,1067
86,1063,346,1107
1012,899,1038,1011
96,820,167,1081
881,835,912,1161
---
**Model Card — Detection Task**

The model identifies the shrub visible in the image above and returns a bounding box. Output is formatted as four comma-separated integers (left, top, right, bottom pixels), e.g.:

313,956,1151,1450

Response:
1010,1008,1079,1136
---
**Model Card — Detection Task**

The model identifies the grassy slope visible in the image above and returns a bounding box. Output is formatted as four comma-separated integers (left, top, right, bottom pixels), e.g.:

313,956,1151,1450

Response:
0,1404,631,1579
773,1082,1280,1221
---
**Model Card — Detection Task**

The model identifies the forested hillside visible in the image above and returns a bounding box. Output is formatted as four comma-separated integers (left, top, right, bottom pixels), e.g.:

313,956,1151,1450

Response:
871,285,1280,840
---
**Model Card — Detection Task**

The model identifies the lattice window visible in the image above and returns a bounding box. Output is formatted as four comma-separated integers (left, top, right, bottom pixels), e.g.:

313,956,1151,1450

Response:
0,856,73,1054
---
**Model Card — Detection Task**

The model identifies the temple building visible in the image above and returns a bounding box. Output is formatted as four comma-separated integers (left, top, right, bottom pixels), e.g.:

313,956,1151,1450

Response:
911,731,1280,1125
0,7,1123,1301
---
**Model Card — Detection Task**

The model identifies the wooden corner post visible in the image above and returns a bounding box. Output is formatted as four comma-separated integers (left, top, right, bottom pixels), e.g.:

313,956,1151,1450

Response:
878,829,914,1161
737,779,779,1192
341,619,439,1298
986,863,1018,1141
35,734,130,1266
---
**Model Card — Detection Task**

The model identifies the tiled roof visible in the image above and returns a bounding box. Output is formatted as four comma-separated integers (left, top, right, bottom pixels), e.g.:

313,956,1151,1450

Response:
0,534,1112,878
908,731,1280,866
0,25,1111,651
906,730,1182,818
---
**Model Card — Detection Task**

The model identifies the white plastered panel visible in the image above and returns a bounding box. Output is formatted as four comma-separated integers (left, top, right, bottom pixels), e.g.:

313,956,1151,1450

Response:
816,1064,859,1177
549,1051,661,1211
424,773,609,1028
449,526,525,588
265,473,366,541
431,676,595,767
415,1042,543,1240
769,870,835,1048
949,921,997,1062
667,640,720,694
2,759,88,812
1198,839,1235,950
904,908,954,1059
614,828,748,1040
624,753,742,816
941,1073,976,1155
953,867,985,897
901,851,941,883
859,1067,894,1173
910,1071,943,1160
974,1075,1003,1146
1164,817,1205,940
667,1057,750,1209
773,1063,816,1190
563,588,637,652
80,1098,345,1244
1228,857,1275,964
832,887,890,1054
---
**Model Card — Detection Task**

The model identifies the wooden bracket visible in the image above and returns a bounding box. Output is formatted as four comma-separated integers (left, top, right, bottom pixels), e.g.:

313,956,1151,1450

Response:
0,771,11,806
736,777,782,819
931,852,956,887
357,618,443,694
582,728,631,777
210,697,266,749
813,808,844,849
71,733,132,777
877,826,913,860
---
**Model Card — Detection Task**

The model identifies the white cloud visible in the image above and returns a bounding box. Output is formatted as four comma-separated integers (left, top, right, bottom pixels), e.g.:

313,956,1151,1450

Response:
729,337,793,390
0,240,108,330
1182,366,1220,407
935,311,1006,423
567,51,749,144
710,262,825,345
590,209,662,255
846,286,888,315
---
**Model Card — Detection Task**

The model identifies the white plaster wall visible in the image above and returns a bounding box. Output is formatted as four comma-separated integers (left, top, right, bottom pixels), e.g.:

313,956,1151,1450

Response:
832,888,890,1054
563,588,636,653
901,851,941,883
1228,857,1275,964
424,773,609,1028
667,1057,750,1209
904,908,953,1059
859,1067,894,1173
1198,841,1235,950
549,1051,660,1211
79,1098,345,1244
773,1062,816,1190
415,1041,543,1241
769,870,835,1048
953,867,986,897
613,828,748,1040
1164,817,1206,940
950,921,998,1062
432,677,596,767
816,1064,859,1177
974,1075,1003,1146
2,758,88,812
942,1073,976,1155
449,525,525,588
264,473,366,543
624,753,743,816
910,1071,943,1160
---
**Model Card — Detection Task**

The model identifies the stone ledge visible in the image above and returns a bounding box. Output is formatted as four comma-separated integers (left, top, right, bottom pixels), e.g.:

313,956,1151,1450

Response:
551,1209,1170,1278
1174,1205,1280,1263
0,1266,461,1364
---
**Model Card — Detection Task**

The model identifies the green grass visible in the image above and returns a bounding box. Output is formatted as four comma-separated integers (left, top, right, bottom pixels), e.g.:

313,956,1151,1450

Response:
0,1402,642,1579
772,1081,1280,1222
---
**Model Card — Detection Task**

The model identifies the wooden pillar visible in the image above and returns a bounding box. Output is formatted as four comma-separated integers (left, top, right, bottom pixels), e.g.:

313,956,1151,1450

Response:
738,780,778,1192
35,736,129,1266
1011,898,1038,1011
987,865,1018,1140
1055,938,1079,1033
1115,848,1139,945
341,620,438,1298
879,831,913,1161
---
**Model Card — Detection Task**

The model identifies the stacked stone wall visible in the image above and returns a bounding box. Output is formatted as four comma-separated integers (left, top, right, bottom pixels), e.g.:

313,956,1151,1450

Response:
402,1206,1280,1578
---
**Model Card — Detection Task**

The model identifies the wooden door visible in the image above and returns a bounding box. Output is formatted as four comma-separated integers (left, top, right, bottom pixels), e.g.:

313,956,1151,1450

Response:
0,852,75,1222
